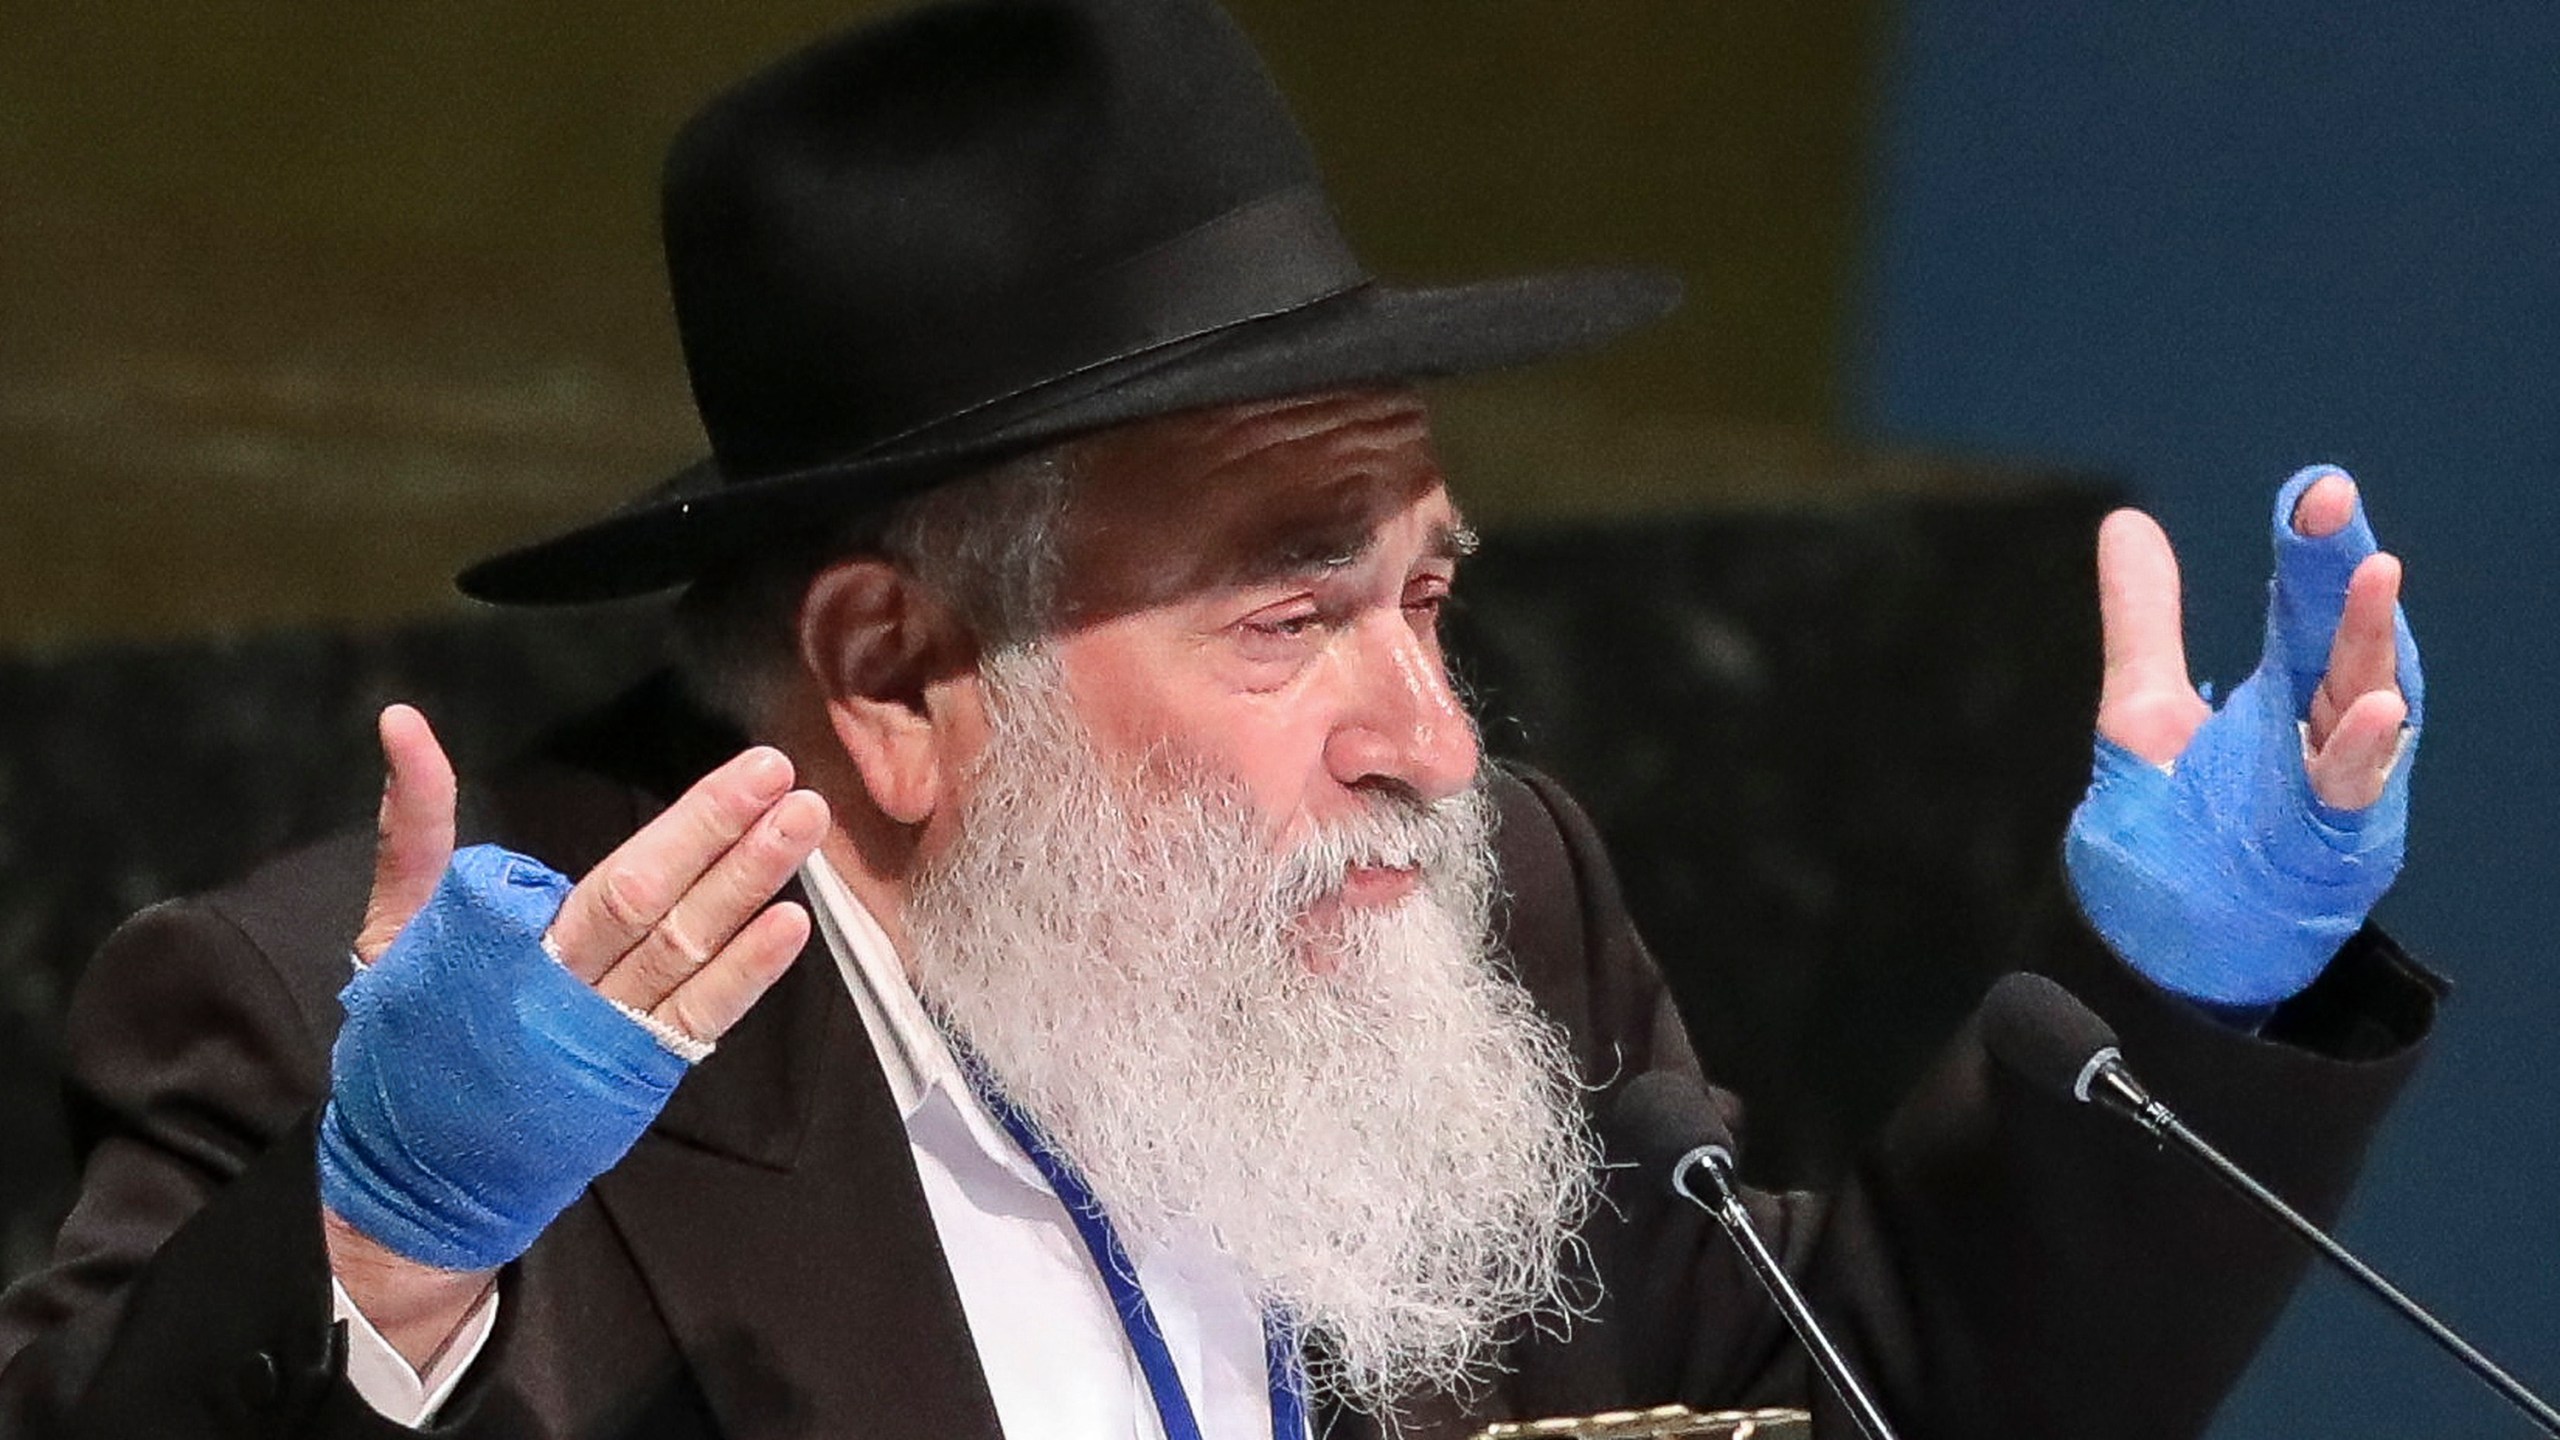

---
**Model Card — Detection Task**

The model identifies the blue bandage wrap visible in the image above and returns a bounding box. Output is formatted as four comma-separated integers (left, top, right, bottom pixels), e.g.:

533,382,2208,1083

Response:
318,844,693,1271
2066,466,2422,1017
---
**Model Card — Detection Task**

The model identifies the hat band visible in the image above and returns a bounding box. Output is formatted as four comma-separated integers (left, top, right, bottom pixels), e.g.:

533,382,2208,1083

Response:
846,184,1370,459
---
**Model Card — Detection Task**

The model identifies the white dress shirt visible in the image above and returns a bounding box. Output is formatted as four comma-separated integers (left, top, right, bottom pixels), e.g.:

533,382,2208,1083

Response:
340,853,1292,1439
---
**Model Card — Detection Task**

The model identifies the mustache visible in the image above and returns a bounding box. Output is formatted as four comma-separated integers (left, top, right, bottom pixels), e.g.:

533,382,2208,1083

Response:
1271,787,1487,915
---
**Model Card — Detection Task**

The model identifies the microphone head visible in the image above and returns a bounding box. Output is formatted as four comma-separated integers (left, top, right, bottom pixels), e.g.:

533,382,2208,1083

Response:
1610,1071,1736,1185
1979,971,2122,1103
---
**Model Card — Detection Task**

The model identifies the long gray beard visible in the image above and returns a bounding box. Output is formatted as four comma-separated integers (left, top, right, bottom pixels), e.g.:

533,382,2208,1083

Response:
902,646,1599,1413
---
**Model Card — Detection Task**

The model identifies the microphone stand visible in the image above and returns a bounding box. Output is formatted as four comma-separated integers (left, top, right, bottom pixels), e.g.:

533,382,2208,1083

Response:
2079,1049,2560,1438
1671,1143,1902,1440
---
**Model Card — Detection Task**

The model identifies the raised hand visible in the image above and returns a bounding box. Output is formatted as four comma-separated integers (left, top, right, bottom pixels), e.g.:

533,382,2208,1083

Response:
324,706,827,1368
348,705,824,1033
2069,467,2421,1015
2095,470,2416,809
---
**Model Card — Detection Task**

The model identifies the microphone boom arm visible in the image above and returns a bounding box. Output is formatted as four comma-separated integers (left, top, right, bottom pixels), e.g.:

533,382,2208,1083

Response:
2083,1053,2560,1438
1672,1145,1902,1440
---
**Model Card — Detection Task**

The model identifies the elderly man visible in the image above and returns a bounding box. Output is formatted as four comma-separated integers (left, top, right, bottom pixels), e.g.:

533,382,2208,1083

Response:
0,0,2436,1437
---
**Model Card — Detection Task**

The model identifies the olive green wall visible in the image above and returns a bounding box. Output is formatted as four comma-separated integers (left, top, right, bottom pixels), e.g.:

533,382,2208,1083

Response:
0,0,1885,649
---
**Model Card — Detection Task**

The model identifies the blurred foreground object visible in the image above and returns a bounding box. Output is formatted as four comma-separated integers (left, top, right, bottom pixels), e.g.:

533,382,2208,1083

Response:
1474,1403,1810,1438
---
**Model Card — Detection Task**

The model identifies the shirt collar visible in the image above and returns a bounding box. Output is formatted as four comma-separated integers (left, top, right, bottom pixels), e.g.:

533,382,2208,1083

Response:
799,852,1051,1193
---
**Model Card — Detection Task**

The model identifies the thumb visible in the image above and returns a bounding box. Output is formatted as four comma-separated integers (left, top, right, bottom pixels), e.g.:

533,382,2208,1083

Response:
356,704,458,965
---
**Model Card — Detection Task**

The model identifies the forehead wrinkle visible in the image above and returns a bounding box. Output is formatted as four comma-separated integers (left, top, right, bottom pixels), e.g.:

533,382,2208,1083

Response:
1183,396,1432,487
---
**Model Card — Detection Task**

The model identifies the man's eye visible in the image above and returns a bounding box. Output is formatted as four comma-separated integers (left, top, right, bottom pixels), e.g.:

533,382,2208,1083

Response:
1249,612,1324,639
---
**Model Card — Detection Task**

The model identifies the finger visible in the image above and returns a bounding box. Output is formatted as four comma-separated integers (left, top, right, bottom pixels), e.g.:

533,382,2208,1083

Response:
2094,508,2208,764
2305,687,2409,811
2306,552,2404,749
2268,466,2380,705
545,747,796,981
2289,471,2356,539
653,901,814,1047
595,789,828,1013
356,705,459,964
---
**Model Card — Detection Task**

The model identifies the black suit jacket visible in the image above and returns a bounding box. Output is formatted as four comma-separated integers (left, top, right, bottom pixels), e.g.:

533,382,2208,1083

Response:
0,683,2441,1439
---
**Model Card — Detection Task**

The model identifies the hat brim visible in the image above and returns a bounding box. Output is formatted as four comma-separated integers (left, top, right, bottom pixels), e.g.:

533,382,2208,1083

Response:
457,267,1680,604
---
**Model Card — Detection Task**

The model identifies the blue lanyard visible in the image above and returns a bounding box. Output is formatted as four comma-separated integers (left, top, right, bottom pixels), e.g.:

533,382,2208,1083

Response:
951,1049,1309,1440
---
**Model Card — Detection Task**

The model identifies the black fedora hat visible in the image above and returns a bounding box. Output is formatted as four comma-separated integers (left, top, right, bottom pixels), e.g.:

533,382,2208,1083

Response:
458,0,1681,604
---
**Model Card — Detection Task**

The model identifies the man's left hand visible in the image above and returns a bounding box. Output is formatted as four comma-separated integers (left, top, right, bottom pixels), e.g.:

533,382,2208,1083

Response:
2095,469,2413,805
2066,466,2423,1014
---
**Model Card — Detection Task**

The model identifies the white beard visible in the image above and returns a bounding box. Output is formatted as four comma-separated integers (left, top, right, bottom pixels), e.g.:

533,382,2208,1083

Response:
901,645,1600,1414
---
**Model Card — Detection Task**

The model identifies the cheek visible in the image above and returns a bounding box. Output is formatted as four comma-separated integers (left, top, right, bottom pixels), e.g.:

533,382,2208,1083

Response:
1206,701,1338,826
1056,629,1339,820
1052,626,1189,754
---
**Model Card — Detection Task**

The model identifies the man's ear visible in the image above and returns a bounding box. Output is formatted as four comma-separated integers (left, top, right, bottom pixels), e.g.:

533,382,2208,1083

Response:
796,559,974,827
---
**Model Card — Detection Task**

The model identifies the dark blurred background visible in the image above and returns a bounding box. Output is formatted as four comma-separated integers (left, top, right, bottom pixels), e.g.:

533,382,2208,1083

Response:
2,2,2553,1435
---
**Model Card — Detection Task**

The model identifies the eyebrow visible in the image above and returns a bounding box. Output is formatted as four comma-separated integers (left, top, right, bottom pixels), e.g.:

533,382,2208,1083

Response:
1228,516,1480,587
1435,520,1483,560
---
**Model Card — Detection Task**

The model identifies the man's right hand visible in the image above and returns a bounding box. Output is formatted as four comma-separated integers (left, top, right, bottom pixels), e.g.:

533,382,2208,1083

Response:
327,704,827,1370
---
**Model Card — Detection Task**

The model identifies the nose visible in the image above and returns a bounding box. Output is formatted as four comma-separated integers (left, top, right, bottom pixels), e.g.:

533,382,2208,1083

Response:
1321,611,1480,804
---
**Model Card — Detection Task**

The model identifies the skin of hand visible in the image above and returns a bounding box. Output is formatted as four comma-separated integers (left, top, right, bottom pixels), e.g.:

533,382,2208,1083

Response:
325,703,827,1371
2094,471,2410,812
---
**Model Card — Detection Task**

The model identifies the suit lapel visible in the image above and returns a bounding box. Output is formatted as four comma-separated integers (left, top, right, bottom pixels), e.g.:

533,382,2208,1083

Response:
591,928,1007,1440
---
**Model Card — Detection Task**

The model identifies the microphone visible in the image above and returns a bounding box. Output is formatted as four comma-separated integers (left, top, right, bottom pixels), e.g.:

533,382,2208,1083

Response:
1614,1073,1902,1440
1980,972,2560,1438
